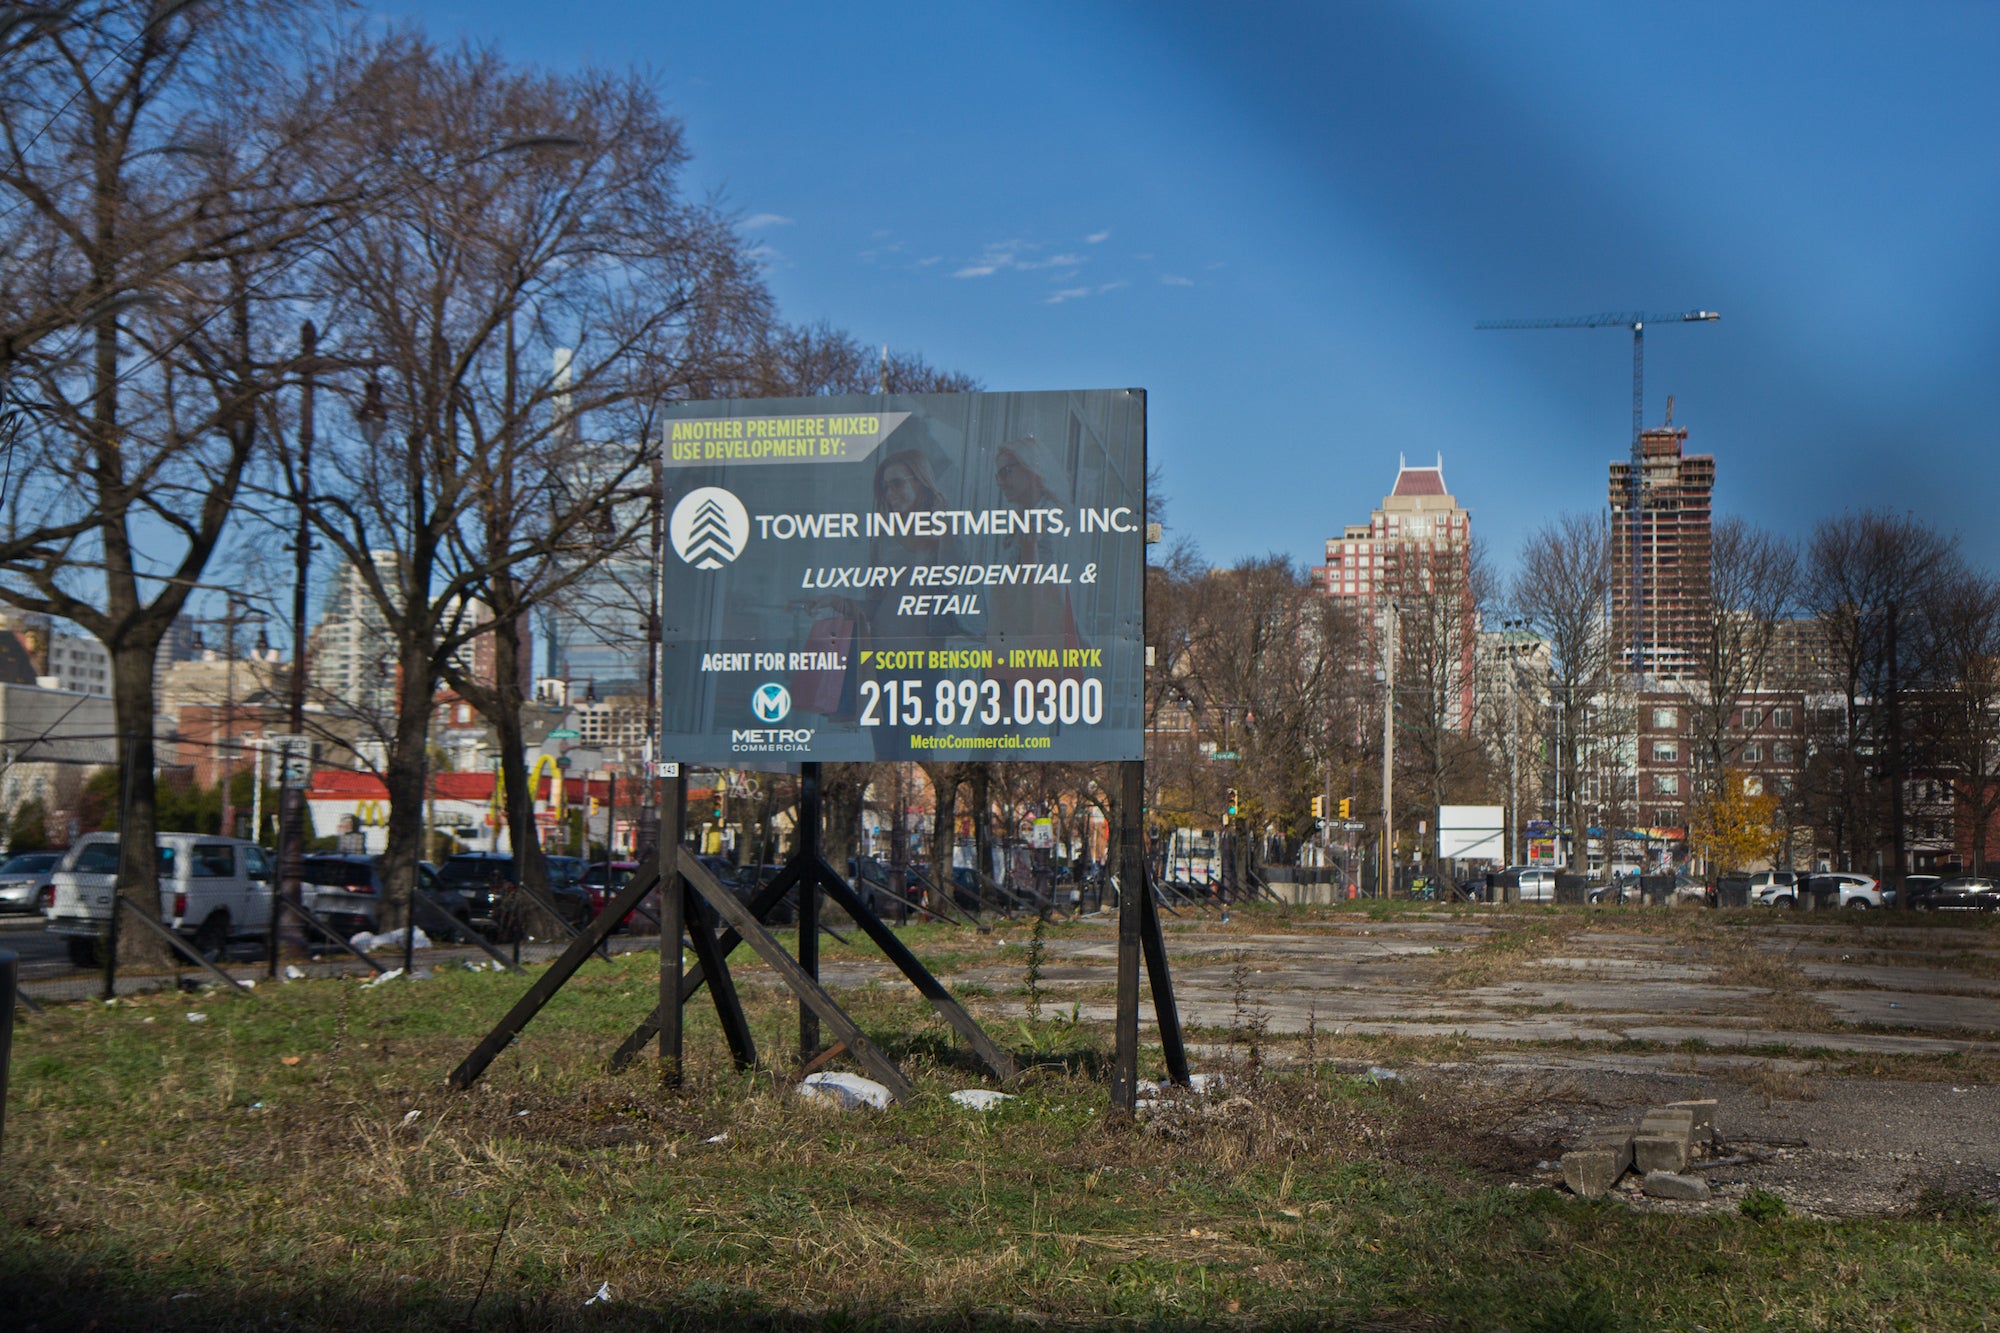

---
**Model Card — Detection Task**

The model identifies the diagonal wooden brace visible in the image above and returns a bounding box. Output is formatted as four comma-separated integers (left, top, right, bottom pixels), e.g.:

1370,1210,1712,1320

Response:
1140,869,1190,1086
447,852,664,1090
682,881,756,1070
814,858,1016,1081
608,858,805,1072
677,849,914,1102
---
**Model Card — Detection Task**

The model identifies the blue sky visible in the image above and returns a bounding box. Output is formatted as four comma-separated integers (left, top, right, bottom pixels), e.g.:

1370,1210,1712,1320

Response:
389,0,2000,580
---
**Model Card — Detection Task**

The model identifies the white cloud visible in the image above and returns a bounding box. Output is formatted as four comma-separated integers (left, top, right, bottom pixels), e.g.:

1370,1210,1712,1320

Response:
742,212,794,230
954,263,1002,278
1044,280,1129,305
1017,253,1085,270
1087,229,1111,244
1160,274,1195,287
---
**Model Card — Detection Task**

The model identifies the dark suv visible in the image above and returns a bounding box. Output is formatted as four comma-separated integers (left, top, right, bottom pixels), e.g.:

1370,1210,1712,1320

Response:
436,852,590,939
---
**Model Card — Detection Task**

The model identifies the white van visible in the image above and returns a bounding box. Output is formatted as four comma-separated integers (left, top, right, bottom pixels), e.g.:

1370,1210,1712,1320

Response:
44,832,274,966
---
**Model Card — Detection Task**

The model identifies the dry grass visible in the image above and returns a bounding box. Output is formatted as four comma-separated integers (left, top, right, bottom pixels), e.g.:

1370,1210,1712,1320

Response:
8,914,2000,1329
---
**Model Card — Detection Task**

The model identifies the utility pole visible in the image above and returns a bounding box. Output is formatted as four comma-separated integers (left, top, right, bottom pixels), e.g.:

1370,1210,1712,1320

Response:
1509,641,1521,867
1380,601,1397,899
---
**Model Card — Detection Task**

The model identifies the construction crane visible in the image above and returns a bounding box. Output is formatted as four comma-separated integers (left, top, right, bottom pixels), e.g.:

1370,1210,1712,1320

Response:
1475,309,1719,677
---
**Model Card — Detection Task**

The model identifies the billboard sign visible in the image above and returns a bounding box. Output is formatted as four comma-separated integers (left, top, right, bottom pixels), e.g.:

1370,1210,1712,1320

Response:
658,390,1146,763
1438,804,1504,861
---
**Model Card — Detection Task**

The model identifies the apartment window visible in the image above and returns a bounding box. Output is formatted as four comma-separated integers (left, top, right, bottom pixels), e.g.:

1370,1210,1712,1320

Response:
1652,741,1679,764
1742,743,1762,763
1743,706,1763,729
1773,708,1792,729
1742,775,1764,797
1655,773,1680,796
1774,742,1792,765
1652,707,1678,729
1778,776,1794,796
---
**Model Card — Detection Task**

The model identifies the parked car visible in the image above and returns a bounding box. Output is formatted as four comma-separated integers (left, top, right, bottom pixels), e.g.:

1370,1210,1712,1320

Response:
1892,874,1942,909
1746,870,1799,908
580,861,643,929
1820,872,1884,909
1500,866,1556,902
1749,870,1882,909
435,852,591,940
299,854,384,940
1920,875,2000,912
0,850,62,915
44,832,273,966
694,854,737,886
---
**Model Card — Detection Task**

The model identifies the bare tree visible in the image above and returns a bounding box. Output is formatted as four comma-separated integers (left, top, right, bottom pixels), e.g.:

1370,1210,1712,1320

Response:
1801,510,1958,890
1387,539,1496,870
1918,567,2000,872
1152,555,1361,882
1510,514,1615,871
0,0,364,959
296,42,773,913
1679,517,1797,794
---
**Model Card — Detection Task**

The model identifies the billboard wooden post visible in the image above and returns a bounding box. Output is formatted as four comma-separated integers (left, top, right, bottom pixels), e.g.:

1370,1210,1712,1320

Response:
1110,759,1189,1118
658,766,686,1085
798,762,822,1062
1111,760,1145,1113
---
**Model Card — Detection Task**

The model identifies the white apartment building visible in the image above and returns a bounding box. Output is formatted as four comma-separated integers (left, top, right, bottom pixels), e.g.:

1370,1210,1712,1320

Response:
310,550,401,720
43,632,111,696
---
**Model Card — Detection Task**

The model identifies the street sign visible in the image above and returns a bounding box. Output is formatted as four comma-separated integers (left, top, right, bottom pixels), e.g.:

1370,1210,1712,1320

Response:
268,734,313,790
1336,820,1366,831
652,761,680,778
547,728,580,740
1209,750,1240,761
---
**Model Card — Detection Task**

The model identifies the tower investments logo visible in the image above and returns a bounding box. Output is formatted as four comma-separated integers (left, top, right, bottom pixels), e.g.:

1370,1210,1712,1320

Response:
669,487,750,569
751,682,791,723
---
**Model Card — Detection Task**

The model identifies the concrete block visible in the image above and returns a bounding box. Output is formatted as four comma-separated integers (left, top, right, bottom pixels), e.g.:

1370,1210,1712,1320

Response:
1561,1149,1626,1197
1641,1170,1712,1201
1664,1099,1718,1143
1578,1125,1634,1176
1640,1108,1696,1144
1633,1133,1690,1173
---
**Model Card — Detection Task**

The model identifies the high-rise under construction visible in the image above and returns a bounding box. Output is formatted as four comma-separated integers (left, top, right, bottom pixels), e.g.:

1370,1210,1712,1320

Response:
1608,425,1713,681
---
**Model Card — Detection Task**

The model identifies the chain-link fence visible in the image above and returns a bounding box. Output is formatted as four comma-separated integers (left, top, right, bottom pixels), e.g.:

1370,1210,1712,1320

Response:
8,888,663,1009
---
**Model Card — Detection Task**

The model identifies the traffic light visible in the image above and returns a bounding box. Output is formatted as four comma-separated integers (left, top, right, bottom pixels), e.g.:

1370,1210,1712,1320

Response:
1339,797,1352,819
1311,795,1325,818
1227,787,1239,816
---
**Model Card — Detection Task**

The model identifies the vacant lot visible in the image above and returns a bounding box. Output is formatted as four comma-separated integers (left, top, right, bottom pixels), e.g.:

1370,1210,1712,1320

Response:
4,902,1999,1330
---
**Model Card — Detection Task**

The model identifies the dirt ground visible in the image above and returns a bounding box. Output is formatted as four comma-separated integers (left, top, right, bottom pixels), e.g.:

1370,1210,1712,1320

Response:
911,905,2000,1220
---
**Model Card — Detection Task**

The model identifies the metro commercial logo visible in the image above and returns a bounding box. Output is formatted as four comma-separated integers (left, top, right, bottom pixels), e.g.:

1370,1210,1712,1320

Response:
669,486,750,569
751,682,791,723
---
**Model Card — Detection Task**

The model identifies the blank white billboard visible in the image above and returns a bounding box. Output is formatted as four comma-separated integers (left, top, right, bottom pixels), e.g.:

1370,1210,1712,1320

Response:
1438,804,1504,860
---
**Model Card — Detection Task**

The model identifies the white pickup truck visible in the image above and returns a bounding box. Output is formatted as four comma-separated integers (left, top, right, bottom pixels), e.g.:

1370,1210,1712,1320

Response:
43,832,275,966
